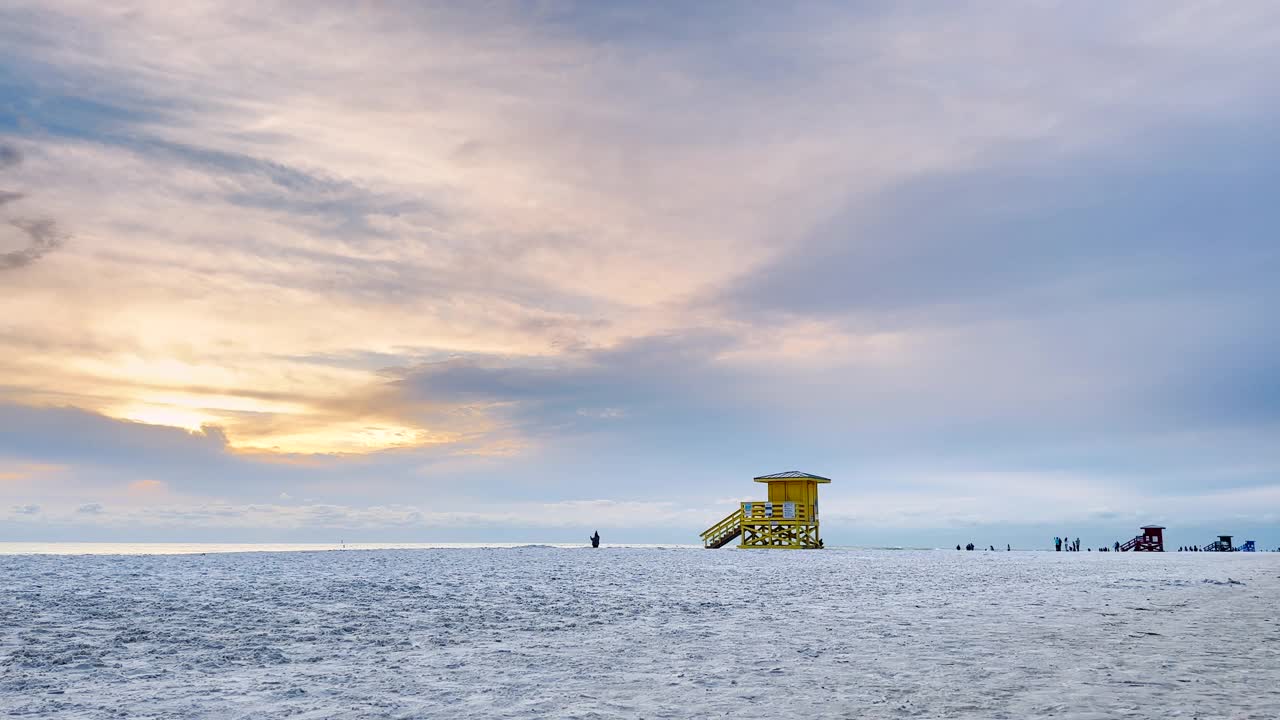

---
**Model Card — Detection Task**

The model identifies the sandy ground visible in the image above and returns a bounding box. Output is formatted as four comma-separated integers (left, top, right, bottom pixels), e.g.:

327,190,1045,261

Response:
2,547,1277,719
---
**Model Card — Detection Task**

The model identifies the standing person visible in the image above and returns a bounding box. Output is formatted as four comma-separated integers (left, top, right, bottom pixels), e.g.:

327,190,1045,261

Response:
590,530,600,548
1007,544,1011,552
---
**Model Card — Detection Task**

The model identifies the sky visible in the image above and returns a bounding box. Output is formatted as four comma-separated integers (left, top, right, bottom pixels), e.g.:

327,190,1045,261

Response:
1,1,1278,548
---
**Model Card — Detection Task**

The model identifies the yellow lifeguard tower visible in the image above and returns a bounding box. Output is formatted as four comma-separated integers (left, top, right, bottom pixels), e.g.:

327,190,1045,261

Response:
700,471,830,549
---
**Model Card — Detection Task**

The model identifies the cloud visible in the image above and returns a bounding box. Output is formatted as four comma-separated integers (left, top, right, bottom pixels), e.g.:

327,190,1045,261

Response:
396,331,750,440
126,479,166,494
0,141,66,270
726,121,1280,324
0,143,20,170
577,408,625,420
11,503,40,515
0,144,22,212
1,218,65,270
0,2,1278,542
0,462,64,482
0,402,528,505
13,498,711,532
0,404,234,467
198,425,228,447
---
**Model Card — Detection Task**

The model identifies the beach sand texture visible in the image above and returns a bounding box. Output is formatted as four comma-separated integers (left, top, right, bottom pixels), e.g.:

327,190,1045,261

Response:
2,547,1277,718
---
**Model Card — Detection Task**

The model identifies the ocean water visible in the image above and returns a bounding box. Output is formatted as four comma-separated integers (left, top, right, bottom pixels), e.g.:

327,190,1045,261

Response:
1,547,1276,718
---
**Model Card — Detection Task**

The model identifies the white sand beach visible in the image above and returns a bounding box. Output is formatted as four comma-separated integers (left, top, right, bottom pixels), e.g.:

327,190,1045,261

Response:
2,547,1277,718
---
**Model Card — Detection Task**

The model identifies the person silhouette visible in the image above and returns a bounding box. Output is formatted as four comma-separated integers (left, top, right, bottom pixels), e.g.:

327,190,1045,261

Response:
590,531,600,548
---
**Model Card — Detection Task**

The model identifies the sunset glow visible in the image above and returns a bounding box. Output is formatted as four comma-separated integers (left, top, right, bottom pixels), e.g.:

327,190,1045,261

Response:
2,2,1278,544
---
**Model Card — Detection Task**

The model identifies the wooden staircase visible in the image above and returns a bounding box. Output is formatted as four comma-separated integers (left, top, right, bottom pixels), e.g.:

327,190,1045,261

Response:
701,508,743,549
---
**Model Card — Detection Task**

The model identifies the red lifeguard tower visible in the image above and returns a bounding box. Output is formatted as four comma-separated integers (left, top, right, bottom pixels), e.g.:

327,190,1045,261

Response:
1119,525,1165,552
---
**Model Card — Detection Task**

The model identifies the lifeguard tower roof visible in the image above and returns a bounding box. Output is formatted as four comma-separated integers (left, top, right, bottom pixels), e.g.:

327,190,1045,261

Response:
754,470,831,483
1141,525,1166,530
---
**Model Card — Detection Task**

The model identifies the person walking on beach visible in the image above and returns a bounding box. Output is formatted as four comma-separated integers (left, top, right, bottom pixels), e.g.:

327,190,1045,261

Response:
590,530,600,548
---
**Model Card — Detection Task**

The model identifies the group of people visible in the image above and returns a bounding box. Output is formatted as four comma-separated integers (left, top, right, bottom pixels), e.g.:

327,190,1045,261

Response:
956,543,1012,551
1054,536,1081,552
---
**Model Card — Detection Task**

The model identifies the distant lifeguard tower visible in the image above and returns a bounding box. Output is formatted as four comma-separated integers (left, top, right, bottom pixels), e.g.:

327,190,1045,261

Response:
1119,525,1165,552
1202,534,1235,552
701,471,829,549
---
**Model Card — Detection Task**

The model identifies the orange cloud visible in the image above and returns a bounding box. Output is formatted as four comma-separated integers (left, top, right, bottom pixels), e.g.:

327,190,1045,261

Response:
0,463,66,482
127,479,168,495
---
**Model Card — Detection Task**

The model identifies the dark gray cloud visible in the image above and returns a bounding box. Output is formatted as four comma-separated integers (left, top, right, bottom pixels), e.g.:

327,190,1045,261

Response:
134,138,436,239
398,331,749,437
727,120,1280,325
394,304,1280,503
0,143,25,207
0,141,65,270
0,405,228,467
0,402,503,504
0,143,20,170
1,218,64,270
702,113,1280,484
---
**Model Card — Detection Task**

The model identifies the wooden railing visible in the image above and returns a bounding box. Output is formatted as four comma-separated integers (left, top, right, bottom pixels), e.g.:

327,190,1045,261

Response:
701,502,821,549
739,501,815,523
700,508,744,548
